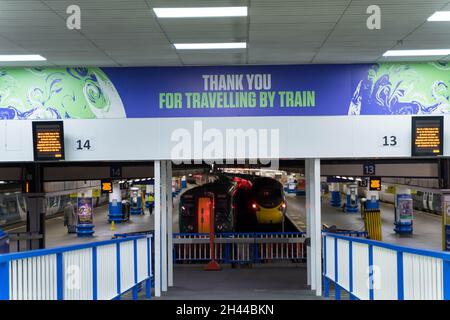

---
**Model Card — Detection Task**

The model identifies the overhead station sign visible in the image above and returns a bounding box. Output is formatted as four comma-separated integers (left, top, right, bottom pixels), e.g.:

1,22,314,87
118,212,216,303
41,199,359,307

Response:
411,116,443,157
32,121,65,161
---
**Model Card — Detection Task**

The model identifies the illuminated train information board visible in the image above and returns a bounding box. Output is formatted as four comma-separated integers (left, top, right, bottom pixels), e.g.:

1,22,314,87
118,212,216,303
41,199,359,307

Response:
32,121,65,161
411,116,444,157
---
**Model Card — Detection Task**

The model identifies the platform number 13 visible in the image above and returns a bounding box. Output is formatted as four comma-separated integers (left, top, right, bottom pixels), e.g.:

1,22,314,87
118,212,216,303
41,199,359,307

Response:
382,136,397,146
76,139,92,150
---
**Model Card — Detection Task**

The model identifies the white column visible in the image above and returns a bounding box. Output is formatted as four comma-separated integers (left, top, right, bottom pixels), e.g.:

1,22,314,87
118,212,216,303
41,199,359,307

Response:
305,160,311,287
306,158,322,296
166,161,174,287
109,182,122,203
311,158,322,296
161,160,168,292
154,161,161,297
306,159,316,290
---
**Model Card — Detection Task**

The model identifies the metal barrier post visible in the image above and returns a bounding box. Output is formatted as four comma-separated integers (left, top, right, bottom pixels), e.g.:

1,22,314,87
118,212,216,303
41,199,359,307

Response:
0,261,10,300
334,237,340,300
397,251,404,300
56,252,64,300
132,239,138,300
116,242,121,300
443,259,450,300
368,245,374,300
324,277,330,298
225,243,231,264
92,247,98,300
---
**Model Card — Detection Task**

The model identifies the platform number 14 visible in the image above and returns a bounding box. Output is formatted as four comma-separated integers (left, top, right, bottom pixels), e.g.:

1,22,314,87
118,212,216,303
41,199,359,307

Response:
76,139,92,150
382,136,397,146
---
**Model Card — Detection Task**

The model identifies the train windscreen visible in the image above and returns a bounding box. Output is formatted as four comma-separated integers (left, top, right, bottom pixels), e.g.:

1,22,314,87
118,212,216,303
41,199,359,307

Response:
254,181,283,208
180,195,196,232
215,194,232,231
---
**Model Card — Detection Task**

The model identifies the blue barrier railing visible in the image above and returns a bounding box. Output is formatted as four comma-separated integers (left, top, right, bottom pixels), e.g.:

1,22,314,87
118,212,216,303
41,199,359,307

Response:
0,234,153,300
323,232,450,300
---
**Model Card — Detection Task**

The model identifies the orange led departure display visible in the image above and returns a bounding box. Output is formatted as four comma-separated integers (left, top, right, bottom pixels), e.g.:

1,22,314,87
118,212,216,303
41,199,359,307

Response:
369,177,381,191
412,116,443,157
32,121,65,161
101,181,113,193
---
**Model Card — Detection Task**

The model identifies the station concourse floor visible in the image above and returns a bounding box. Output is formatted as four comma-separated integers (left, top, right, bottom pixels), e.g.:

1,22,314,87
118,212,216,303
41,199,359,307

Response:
286,193,442,251
129,263,324,300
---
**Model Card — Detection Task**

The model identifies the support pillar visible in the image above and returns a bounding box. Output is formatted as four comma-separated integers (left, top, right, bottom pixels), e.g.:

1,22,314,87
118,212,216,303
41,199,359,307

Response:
154,161,161,297
306,158,322,296
305,160,312,287
22,164,45,249
108,182,123,223
365,187,380,210
161,161,168,292
166,161,173,287
329,183,341,207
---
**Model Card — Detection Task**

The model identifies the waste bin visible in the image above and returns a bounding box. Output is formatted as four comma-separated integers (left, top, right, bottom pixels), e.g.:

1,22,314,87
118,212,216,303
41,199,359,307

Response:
0,228,9,254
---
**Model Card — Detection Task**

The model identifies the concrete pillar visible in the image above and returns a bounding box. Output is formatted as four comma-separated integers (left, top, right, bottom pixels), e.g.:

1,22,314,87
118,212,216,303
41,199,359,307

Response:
108,182,122,223
306,158,322,296
329,182,341,207
305,160,311,287
161,161,168,292
365,186,380,210
154,161,161,297
166,161,173,287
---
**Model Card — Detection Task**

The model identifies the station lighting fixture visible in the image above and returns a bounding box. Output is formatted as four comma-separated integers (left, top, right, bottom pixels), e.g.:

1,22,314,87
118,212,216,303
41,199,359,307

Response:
0,54,46,62
428,11,450,21
153,7,247,18
174,42,247,50
383,49,450,57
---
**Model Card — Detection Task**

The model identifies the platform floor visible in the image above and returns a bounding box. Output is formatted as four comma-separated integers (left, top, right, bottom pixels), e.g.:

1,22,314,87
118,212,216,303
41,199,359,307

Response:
286,193,442,251
6,204,154,248
151,263,323,300
6,189,441,251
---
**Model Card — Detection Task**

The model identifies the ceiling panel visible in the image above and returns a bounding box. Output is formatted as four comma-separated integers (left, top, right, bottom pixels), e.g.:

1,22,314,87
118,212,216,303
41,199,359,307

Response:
0,0,447,66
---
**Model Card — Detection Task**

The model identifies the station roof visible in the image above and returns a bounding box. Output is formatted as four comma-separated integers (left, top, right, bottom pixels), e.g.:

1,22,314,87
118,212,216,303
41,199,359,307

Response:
0,0,449,67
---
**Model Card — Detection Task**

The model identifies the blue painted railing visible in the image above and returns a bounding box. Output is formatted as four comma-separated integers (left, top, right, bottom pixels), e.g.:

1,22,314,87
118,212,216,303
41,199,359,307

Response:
0,234,153,300
323,232,450,300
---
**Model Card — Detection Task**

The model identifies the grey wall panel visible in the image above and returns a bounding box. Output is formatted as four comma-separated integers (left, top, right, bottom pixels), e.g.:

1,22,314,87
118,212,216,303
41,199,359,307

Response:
0,115,449,162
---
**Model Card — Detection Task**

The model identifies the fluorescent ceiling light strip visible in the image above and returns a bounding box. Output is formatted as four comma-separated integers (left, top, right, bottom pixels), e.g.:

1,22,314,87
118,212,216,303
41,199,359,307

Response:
154,7,247,18
0,54,46,62
174,42,247,50
428,11,450,21
383,49,450,57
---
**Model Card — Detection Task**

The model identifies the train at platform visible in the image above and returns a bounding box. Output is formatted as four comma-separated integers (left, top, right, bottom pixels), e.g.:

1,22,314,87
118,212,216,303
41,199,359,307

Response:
179,175,287,233
250,177,287,226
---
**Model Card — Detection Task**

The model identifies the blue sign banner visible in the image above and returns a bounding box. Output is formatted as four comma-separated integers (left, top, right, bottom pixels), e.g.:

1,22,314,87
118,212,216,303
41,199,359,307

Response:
0,62,448,120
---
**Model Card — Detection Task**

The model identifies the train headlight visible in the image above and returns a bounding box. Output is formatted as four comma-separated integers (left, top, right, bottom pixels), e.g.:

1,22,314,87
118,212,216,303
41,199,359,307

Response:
251,203,260,211
187,225,194,231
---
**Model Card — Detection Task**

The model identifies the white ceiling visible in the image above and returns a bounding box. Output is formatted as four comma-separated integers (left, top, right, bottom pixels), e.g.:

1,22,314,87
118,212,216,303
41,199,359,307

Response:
0,0,449,67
